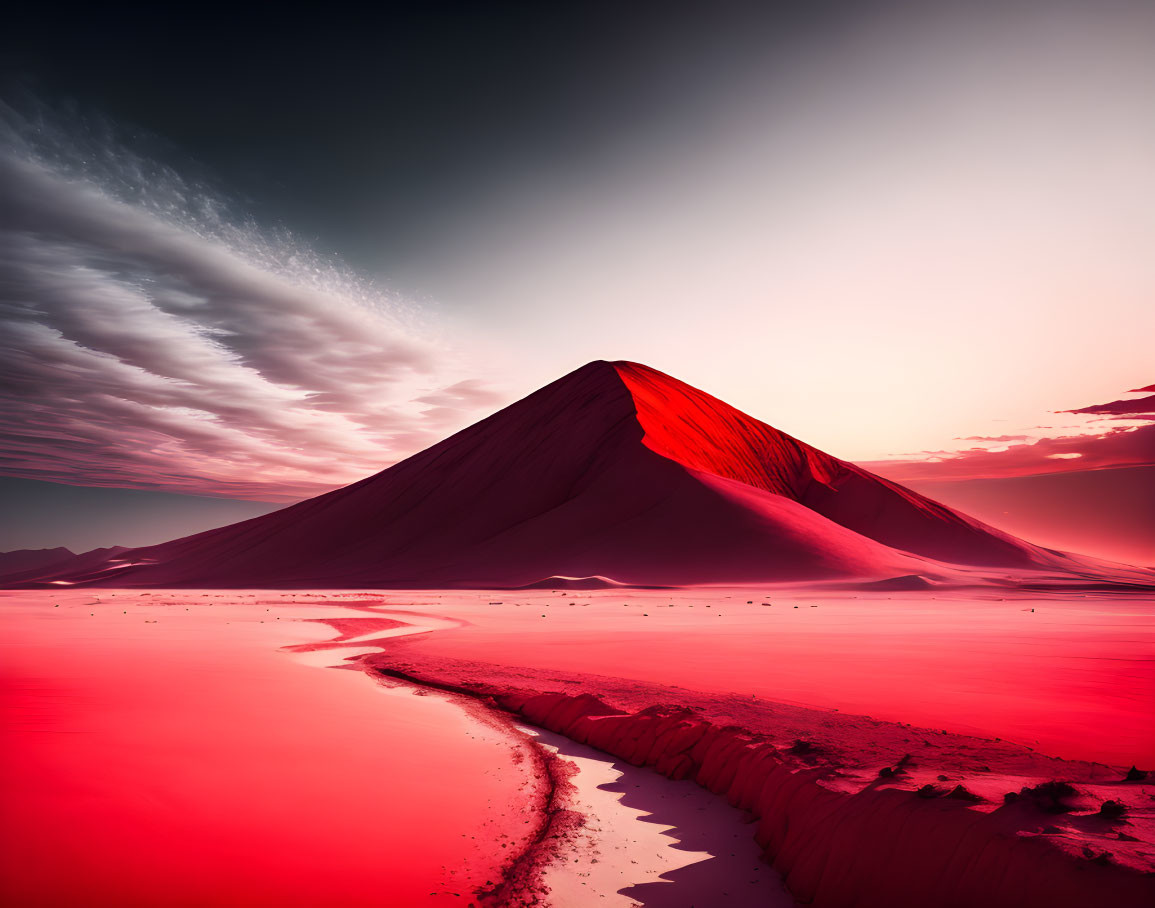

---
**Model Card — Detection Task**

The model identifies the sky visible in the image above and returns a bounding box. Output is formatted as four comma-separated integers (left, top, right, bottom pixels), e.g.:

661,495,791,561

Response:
1,2,1152,554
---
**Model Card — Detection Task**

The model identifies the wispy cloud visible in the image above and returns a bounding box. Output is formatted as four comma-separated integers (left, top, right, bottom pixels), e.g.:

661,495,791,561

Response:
0,106,504,502
866,386,1154,482
955,434,1033,444
1066,394,1155,418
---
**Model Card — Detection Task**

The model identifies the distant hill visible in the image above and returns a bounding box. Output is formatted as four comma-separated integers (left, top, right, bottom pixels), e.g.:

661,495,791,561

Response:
0,547,77,577
0,546,127,583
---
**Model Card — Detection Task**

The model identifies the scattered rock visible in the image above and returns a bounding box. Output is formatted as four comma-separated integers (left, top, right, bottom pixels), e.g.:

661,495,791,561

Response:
1005,781,1078,813
1098,800,1127,819
1082,847,1114,866
947,785,983,802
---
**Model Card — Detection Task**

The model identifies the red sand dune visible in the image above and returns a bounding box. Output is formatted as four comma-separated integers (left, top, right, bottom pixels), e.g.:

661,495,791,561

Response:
8,361,1151,589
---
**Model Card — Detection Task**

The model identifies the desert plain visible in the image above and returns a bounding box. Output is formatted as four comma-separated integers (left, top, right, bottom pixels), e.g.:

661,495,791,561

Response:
3,585,1152,907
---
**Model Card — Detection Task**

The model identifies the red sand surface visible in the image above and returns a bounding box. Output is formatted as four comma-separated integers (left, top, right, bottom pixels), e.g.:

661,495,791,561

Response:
3,588,1153,907
11,361,1151,591
356,587,1155,907
0,591,537,907
382,588,1155,767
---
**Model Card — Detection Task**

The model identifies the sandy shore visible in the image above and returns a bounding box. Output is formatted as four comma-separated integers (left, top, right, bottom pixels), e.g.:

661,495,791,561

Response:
370,587,1155,766
354,586,1154,906
521,723,794,907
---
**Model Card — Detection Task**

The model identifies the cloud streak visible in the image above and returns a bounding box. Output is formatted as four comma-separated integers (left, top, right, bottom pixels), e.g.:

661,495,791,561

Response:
0,107,504,502
866,387,1155,482
1066,394,1155,418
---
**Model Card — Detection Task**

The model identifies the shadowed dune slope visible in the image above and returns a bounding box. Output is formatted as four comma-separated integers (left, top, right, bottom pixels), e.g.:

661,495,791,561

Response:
8,361,1151,589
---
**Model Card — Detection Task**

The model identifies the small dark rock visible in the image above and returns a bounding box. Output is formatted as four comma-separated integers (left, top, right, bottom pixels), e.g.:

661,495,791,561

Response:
1123,766,1148,782
947,785,983,802
1098,800,1127,819
1082,848,1113,866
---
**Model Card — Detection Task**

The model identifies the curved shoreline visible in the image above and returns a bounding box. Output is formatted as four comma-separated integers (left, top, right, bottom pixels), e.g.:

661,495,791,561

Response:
370,662,1155,908
0,592,533,907
311,605,793,906
336,590,1154,907
520,722,795,907
371,666,793,907
369,668,581,907
15,589,1144,907
282,608,569,906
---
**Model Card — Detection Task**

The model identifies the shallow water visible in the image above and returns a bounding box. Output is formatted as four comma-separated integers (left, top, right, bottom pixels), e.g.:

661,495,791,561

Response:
0,591,535,907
